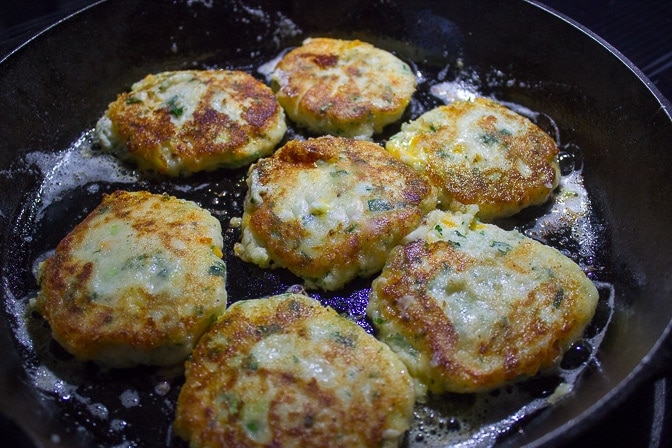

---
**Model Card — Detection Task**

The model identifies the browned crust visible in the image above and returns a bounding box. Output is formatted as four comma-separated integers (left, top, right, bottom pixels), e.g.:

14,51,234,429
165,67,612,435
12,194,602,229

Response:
273,38,415,135
36,190,225,361
372,238,592,392
106,70,284,173
246,136,435,283
175,294,412,447
403,98,560,220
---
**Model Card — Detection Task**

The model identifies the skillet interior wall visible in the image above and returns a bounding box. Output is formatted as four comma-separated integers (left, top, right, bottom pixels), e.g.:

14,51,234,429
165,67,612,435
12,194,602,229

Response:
1,0,671,447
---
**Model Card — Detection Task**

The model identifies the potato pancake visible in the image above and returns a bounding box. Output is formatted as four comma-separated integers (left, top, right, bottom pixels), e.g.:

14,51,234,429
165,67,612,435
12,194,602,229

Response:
35,190,228,368
234,136,437,290
95,70,286,176
174,293,415,448
386,97,560,221
271,37,416,139
367,207,598,393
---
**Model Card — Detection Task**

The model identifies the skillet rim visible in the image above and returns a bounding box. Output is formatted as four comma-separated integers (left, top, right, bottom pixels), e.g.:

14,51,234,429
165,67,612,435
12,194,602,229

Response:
1,0,671,446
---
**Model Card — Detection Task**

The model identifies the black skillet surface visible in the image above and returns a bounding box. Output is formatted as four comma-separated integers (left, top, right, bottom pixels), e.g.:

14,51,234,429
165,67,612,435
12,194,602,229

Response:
1,1,672,447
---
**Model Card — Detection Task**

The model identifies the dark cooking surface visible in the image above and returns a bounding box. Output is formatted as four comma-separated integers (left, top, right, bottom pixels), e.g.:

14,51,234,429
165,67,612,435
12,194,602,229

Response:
2,0,671,101
1,1,672,448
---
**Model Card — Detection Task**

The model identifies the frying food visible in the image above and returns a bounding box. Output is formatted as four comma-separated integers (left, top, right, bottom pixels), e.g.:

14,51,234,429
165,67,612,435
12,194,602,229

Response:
34,190,228,368
270,37,416,139
95,70,286,176
174,293,416,448
234,136,438,290
385,97,561,221
366,207,599,394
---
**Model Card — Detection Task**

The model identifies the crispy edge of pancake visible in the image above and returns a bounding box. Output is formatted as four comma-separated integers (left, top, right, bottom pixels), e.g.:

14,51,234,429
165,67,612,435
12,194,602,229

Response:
367,208,599,393
174,293,416,447
385,97,561,221
234,136,437,290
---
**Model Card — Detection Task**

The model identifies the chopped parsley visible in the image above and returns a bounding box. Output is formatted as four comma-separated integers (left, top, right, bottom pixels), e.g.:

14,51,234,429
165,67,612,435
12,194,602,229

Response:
373,316,386,325
166,95,184,118
256,323,282,336
368,199,393,212
221,393,240,414
553,288,564,308
330,169,349,177
245,420,261,433
209,262,227,278
332,331,356,348
490,240,513,254
242,354,258,371
480,128,513,146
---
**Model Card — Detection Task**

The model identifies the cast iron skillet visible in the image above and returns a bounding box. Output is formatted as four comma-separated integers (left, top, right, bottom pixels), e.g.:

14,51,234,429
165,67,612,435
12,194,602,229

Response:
1,0,671,447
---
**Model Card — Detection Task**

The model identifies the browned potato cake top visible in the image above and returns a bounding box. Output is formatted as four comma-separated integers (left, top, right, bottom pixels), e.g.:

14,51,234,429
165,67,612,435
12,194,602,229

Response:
96,70,286,176
271,37,416,138
386,97,561,221
35,190,228,367
367,209,598,394
234,136,437,290
175,293,415,448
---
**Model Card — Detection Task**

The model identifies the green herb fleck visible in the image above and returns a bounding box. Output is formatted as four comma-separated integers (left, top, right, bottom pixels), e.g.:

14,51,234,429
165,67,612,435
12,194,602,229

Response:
480,128,512,146
195,304,204,317
490,240,513,254
553,288,564,308
368,199,393,212
257,323,282,336
209,262,227,278
481,132,499,145
104,266,120,279
221,393,240,414
333,331,356,348
242,354,258,371
166,95,184,118
125,96,143,105
373,316,386,325
246,420,261,433
434,224,443,236
330,169,349,177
